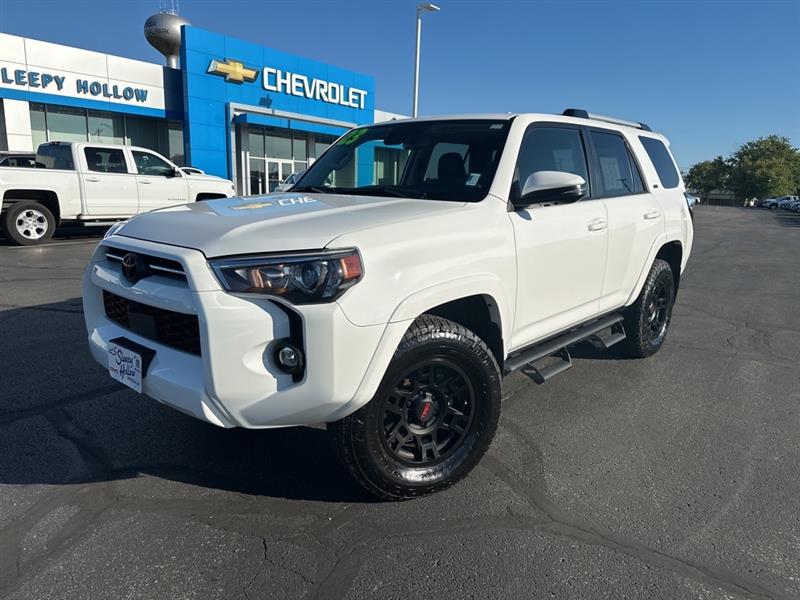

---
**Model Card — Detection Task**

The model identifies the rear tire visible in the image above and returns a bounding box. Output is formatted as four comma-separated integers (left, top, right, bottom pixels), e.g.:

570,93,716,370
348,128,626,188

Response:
328,315,501,500
621,259,675,358
2,201,55,246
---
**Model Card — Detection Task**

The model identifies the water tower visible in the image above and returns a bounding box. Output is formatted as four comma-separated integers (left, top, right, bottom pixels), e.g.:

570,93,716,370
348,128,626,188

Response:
144,11,191,69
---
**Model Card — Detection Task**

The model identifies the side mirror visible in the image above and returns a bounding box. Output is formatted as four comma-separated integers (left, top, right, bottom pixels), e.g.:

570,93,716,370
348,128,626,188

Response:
514,171,587,209
168,167,182,178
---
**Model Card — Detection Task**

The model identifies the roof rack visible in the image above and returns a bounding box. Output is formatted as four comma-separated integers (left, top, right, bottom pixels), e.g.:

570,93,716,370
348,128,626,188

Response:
562,108,652,132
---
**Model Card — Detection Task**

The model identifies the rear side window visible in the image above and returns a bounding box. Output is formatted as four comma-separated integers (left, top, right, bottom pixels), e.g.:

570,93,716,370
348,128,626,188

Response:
84,147,128,174
36,145,74,170
639,137,680,189
589,130,644,197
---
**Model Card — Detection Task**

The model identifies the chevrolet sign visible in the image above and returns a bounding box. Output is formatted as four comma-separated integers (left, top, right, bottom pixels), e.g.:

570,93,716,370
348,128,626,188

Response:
207,58,368,110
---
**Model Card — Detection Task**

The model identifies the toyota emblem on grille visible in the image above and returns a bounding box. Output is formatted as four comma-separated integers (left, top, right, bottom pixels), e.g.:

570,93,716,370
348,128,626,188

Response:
121,253,147,283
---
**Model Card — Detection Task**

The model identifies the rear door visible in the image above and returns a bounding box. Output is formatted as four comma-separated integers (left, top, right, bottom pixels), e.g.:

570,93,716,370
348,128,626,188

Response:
131,149,189,213
587,128,666,312
508,123,609,349
81,146,139,216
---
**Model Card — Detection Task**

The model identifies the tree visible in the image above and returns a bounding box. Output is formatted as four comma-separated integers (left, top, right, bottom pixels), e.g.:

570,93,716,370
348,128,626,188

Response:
727,135,800,199
685,156,730,199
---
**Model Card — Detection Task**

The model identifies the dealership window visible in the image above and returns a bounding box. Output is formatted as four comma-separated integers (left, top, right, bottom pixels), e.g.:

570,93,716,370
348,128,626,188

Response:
46,105,87,143
245,126,329,194
88,111,124,144
126,116,158,151
374,146,409,185
166,123,185,166
28,103,184,165
29,104,47,149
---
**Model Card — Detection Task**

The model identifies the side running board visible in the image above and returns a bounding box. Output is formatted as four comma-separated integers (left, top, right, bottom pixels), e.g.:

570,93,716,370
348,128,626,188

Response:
504,313,626,384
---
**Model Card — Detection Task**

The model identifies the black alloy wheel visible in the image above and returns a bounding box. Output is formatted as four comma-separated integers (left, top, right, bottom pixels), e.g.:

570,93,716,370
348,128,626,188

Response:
380,359,475,466
645,278,670,344
621,258,675,358
328,314,501,500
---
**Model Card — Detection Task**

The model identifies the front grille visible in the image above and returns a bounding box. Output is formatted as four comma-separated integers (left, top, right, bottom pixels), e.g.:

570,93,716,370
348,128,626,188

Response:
103,246,186,282
103,290,201,356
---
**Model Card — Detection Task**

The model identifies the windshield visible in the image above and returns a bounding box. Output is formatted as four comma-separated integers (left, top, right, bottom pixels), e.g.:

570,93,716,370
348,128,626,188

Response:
293,119,511,201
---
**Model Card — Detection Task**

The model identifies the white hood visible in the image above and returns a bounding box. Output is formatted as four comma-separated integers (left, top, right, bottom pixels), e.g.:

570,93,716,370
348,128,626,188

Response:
116,192,464,258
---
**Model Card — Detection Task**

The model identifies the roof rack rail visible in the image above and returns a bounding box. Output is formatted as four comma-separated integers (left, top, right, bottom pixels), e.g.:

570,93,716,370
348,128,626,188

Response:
562,108,652,132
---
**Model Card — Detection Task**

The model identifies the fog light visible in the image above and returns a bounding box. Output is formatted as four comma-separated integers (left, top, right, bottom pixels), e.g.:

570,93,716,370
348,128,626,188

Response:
275,341,304,375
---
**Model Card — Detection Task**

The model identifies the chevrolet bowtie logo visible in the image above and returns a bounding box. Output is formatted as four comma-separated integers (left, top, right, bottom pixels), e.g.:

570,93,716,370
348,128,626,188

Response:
207,59,258,84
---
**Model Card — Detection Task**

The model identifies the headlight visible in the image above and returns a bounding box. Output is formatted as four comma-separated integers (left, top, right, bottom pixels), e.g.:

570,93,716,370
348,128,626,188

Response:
210,249,363,304
104,220,128,239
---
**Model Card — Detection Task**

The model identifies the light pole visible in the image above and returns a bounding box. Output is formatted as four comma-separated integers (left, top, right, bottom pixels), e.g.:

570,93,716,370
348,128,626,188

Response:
412,3,440,118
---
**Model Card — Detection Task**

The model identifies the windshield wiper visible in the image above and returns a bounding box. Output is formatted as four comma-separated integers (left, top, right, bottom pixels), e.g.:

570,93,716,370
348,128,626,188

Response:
292,185,334,194
347,185,419,199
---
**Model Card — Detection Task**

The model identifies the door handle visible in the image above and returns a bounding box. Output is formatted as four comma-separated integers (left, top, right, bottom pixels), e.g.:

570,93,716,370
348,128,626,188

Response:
643,210,662,220
139,179,152,184
587,218,607,232
85,177,100,183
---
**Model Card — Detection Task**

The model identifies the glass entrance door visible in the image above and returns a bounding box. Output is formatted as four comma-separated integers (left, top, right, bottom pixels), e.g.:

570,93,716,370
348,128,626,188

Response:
267,159,301,192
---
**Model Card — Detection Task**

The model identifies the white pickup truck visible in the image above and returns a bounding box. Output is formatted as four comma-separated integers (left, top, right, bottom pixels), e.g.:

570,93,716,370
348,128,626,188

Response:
0,142,235,245
83,110,693,499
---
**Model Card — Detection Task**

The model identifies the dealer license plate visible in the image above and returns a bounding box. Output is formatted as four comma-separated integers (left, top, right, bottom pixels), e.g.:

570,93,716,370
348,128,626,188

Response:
108,343,143,393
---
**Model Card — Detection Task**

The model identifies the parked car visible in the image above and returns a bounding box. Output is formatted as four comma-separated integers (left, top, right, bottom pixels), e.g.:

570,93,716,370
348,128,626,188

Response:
762,197,779,209
0,152,36,168
83,109,693,499
777,196,798,210
0,142,235,245
788,198,800,212
273,170,304,193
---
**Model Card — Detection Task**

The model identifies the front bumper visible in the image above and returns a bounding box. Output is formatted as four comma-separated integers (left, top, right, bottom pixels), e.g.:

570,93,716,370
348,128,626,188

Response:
82,236,390,429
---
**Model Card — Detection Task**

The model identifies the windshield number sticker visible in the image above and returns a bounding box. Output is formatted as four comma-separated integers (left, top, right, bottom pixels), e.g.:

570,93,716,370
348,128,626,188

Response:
466,173,481,186
340,128,368,146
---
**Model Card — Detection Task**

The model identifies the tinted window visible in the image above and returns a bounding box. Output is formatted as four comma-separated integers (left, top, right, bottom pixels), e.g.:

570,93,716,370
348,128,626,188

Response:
590,131,640,197
84,147,127,174
512,126,589,200
639,136,680,189
36,145,75,170
133,151,174,176
296,120,510,202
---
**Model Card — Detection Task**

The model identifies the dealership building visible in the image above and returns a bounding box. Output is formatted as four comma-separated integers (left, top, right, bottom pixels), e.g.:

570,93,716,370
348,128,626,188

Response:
0,14,401,195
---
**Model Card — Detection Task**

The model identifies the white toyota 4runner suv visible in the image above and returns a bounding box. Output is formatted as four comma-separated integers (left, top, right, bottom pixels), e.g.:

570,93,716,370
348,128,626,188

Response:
83,110,693,499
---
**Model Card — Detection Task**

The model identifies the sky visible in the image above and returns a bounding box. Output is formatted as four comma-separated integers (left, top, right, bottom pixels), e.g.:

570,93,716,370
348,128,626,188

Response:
1,0,798,169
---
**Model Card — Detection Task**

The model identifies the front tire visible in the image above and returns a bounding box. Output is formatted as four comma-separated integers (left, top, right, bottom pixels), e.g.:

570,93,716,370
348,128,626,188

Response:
328,315,501,500
621,258,675,358
2,201,55,246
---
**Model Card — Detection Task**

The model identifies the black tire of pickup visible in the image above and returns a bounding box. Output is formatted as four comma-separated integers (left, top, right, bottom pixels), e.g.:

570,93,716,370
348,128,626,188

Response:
621,258,675,358
2,201,56,246
328,315,501,501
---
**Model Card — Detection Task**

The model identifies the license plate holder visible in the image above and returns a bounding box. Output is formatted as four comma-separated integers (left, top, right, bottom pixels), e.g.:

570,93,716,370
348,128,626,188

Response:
107,337,155,393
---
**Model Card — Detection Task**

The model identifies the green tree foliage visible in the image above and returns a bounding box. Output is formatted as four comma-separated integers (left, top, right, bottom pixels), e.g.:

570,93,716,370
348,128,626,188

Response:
685,156,730,198
728,136,800,199
687,135,800,199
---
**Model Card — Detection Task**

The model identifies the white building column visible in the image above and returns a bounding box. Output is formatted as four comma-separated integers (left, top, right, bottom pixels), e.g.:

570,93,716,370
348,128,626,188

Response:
0,99,33,151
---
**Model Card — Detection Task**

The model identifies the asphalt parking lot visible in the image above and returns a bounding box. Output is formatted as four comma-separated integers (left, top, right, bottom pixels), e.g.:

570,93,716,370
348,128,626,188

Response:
1,206,799,600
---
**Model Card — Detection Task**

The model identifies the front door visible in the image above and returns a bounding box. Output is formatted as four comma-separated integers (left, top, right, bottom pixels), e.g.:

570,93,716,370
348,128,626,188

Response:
508,124,609,350
131,150,189,213
80,146,138,216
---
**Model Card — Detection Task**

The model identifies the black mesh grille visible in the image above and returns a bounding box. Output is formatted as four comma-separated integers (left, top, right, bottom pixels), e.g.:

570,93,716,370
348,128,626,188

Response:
103,290,201,356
